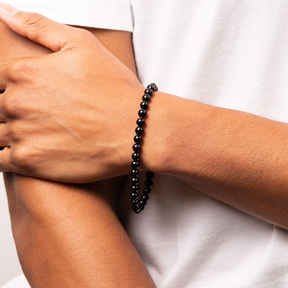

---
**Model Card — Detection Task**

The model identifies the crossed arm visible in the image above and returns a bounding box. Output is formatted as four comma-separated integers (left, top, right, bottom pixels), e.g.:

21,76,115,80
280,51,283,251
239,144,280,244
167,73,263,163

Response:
1,21,156,287
1,4,288,287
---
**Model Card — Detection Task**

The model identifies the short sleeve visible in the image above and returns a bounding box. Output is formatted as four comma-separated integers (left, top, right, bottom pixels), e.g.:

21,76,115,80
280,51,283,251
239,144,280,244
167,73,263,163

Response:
6,0,133,32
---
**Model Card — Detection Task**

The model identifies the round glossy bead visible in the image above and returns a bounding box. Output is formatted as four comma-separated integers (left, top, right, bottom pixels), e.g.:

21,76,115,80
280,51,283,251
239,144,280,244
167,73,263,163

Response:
131,192,139,199
142,94,151,102
143,187,151,194
131,185,139,192
141,194,149,201
133,205,142,213
131,84,158,214
135,127,144,135
132,152,140,161
133,144,141,152
131,161,139,169
145,88,153,95
131,169,139,177
134,135,142,144
146,171,155,179
138,109,147,118
147,83,158,91
136,118,145,127
131,199,139,205
145,179,153,188
140,101,149,110
140,199,146,206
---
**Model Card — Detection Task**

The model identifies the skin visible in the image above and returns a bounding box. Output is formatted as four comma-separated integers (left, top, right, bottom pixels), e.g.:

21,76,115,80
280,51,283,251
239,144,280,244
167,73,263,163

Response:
0,4,286,229
0,13,156,288
0,2,288,284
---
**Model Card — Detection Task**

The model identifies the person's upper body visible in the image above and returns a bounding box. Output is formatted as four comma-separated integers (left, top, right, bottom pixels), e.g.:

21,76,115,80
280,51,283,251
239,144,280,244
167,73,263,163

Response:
1,0,288,287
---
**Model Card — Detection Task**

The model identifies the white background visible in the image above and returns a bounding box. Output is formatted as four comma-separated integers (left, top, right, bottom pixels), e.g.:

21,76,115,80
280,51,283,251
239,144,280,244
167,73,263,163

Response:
0,176,22,286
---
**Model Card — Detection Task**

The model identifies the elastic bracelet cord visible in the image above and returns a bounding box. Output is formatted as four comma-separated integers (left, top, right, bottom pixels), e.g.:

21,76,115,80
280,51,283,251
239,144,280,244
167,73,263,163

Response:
131,83,158,214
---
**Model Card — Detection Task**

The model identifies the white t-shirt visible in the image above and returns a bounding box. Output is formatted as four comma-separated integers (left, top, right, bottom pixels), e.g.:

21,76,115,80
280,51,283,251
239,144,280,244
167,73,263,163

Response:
3,0,288,287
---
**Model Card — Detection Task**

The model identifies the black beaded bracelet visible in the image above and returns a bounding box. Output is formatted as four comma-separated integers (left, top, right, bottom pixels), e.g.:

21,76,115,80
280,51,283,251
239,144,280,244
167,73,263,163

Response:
131,83,158,214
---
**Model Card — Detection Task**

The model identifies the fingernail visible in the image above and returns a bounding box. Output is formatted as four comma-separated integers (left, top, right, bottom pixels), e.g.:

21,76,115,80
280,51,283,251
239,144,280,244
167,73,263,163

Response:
0,3,19,16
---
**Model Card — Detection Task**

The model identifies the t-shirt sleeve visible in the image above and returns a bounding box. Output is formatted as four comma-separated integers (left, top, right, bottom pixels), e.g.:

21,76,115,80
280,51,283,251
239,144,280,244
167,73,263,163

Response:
6,0,133,32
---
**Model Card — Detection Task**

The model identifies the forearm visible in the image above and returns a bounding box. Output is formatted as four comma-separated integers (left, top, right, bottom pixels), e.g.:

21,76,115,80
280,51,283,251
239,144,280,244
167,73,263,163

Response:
143,91,288,229
5,174,155,287
1,22,155,287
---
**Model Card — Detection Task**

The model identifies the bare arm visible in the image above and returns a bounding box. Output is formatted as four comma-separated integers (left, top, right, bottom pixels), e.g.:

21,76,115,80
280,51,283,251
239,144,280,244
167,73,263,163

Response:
0,5,287,235
1,22,155,287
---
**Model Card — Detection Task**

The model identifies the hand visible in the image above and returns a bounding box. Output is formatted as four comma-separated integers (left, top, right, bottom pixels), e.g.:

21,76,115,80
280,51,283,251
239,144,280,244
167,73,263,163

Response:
0,3,145,183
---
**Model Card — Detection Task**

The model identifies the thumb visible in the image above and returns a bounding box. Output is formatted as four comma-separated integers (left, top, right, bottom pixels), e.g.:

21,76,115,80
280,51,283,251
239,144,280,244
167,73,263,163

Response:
0,2,74,52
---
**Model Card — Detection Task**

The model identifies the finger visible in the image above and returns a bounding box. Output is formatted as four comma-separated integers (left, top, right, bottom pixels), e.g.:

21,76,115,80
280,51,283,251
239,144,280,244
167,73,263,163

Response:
0,146,16,173
0,61,9,91
0,3,76,52
0,123,9,145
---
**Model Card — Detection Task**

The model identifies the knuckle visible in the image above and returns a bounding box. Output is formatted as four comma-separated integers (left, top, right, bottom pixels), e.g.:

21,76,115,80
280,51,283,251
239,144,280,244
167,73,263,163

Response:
72,28,94,44
2,95,22,116
8,123,23,141
7,59,30,82
11,146,29,169
22,12,46,28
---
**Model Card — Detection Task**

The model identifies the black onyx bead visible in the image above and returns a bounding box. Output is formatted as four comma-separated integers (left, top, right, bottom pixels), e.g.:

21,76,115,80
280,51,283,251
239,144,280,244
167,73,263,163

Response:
145,179,153,188
139,204,144,211
131,169,139,177
138,109,147,118
133,205,142,214
134,135,142,144
131,192,139,199
142,94,151,102
132,152,140,161
143,187,151,194
147,83,158,91
131,178,139,185
142,194,149,201
131,161,139,169
145,88,153,95
137,118,145,127
133,144,141,152
135,127,144,135
140,101,149,110
131,185,139,192
140,199,146,206
146,171,155,179
131,199,139,205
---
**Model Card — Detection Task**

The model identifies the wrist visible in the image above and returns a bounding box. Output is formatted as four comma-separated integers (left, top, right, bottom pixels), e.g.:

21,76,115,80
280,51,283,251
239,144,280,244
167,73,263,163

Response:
140,91,216,178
